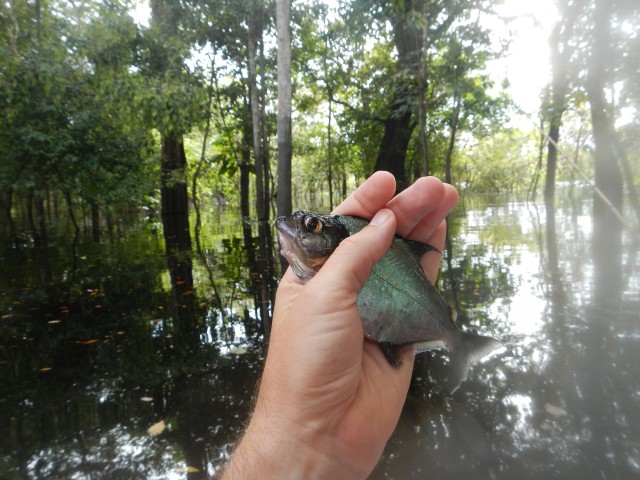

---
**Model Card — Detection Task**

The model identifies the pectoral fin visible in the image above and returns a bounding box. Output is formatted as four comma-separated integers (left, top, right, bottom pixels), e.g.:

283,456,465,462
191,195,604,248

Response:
404,239,440,258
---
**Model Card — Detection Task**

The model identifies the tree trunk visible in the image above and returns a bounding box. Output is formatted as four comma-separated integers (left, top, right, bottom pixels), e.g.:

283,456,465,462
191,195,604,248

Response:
192,62,215,253
276,0,292,219
327,95,334,211
373,3,423,191
248,10,266,222
587,0,623,290
90,201,100,243
418,20,430,177
160,135,196,338
0,188,19,246
248,3,275,334
444,94,461,185
149,0,195,328
584,0,623,476
544,0,578,210
374,112,414,190
545,23,563,210
160,136,191,248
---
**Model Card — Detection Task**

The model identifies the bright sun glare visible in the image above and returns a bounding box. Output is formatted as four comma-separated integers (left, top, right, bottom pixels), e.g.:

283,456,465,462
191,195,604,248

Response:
486,0,557,115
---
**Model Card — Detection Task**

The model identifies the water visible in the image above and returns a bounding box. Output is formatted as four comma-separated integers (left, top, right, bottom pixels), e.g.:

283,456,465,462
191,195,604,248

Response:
1,190,639,479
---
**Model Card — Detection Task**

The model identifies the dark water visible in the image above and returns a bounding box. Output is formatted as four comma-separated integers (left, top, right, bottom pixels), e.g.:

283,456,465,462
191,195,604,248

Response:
1,189,639,479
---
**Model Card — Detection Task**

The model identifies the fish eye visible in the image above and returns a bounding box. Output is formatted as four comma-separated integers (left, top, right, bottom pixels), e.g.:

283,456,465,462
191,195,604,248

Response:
304,216,323,233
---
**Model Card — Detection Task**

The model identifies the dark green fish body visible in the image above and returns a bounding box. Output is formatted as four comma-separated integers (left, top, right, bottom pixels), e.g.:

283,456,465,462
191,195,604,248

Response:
276,211,502,392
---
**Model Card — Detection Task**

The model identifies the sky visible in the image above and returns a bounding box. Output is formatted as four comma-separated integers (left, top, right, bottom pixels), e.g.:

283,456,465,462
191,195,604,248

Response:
484,0,557,116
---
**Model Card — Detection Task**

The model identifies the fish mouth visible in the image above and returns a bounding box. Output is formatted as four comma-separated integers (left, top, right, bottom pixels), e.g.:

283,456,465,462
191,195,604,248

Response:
275,218,318,283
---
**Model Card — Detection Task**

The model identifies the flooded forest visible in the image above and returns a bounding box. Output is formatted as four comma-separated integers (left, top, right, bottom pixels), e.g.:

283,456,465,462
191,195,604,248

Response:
1,0,640,478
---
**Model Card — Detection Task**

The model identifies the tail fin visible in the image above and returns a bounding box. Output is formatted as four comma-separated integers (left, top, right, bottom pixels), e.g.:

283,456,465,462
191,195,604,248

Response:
447,331,503,394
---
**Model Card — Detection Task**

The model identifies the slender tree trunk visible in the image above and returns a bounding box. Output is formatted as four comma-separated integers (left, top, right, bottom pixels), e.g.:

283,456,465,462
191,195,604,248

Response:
90,201,100,242
26,191,38,246
444,94,460,185
418,20,429,177
248,4,274,335
248,11,265,222
276,0,292,219
544,1,578,210
327,95,334,211
1,188,19,246
258,38,271,218
192,62,215,253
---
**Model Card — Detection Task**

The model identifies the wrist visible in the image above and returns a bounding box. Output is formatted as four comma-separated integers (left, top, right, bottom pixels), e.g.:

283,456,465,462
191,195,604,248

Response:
221,408,369,480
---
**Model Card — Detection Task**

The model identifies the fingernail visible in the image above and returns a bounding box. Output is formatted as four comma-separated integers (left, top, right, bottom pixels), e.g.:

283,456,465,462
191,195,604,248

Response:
370,208,393,226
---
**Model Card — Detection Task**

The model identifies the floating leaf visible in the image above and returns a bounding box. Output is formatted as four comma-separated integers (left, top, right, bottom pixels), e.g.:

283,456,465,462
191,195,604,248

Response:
40,367,53,372
48,320,61,325
140,396,153,402
181,466,201,473
181,290,193,296
82,339,99,345
147,420,165,436
545,403,567,417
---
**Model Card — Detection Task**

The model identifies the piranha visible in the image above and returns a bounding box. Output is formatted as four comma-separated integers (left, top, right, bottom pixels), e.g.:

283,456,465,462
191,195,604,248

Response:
275,210,503,393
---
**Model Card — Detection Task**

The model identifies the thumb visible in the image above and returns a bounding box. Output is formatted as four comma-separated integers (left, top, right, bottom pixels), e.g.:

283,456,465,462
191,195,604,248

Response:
311,209,396,296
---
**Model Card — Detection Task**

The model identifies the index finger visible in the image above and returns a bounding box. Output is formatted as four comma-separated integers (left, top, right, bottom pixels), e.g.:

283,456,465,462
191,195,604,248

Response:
332,171,396,218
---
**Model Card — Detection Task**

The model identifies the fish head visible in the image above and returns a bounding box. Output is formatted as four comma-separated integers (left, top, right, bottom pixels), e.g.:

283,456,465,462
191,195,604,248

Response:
275,211,350,283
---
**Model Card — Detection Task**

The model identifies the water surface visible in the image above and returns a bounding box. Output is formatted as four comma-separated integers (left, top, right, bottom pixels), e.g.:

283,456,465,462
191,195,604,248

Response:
1,190,638,479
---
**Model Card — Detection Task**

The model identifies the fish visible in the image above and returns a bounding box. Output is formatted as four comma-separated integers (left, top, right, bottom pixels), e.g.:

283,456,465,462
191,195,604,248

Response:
275,210,503,393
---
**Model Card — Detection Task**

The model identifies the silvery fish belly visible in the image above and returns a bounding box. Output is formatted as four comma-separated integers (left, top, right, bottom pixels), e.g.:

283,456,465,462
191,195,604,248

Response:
275,211,503,392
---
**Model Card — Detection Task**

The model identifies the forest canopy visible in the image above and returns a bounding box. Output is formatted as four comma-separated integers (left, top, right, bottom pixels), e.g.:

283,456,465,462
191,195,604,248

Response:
0,0,639,235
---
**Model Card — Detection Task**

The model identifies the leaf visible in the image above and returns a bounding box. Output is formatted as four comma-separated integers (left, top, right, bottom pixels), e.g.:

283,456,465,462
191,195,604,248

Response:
179,467,201,473
545,403,567,417
147,420,165,436
140,396,154,402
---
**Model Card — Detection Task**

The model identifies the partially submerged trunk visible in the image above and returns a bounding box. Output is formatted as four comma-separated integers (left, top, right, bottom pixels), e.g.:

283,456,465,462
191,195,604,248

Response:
276,0,292,220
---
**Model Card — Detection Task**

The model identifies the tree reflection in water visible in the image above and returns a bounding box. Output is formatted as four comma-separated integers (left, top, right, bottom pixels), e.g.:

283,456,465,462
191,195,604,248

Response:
1,190,639,479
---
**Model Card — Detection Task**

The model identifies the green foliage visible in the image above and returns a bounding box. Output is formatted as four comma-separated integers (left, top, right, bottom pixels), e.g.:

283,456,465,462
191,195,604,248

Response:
0,0,155,222
7,0,633,231
455,129,540,194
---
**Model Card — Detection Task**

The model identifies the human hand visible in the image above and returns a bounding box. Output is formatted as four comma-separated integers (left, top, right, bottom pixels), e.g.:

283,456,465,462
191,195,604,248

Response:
221,173,458,479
